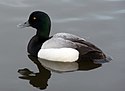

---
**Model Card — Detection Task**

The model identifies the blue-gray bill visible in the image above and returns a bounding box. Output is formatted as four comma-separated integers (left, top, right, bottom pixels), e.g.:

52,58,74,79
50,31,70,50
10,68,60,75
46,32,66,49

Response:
17,21,30,28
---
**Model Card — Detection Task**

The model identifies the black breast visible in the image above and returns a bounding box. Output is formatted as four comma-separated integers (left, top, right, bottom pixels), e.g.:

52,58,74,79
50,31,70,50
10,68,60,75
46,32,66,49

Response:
27,35,48,56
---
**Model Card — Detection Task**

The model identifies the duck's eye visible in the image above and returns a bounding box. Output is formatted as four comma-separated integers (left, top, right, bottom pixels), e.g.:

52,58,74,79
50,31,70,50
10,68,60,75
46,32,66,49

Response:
33,17,37,20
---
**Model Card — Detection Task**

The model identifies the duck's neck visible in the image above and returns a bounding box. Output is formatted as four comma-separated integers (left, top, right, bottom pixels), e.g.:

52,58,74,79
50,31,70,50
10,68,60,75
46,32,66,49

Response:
36,30,50,39
28,27,50,56
36,23,51,39
27,34,49,57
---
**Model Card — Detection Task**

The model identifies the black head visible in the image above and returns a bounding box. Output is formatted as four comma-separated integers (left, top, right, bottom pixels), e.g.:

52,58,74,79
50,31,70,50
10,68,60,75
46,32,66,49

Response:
28,11,51,30
19,11,51,38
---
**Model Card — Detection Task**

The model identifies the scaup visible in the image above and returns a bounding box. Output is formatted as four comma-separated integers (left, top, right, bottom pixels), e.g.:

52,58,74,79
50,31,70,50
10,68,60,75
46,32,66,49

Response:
18,11,111,62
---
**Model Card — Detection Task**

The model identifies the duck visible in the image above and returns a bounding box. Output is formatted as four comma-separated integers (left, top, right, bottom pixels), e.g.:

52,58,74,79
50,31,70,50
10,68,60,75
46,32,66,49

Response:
18,11,111,62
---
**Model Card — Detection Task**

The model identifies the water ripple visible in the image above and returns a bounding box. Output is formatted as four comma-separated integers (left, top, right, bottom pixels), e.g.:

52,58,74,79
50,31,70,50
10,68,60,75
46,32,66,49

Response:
53,14,114,23
92,14,114,20
106,0,124,1
53,17,85,23
0,0,30,7
112,9,125,14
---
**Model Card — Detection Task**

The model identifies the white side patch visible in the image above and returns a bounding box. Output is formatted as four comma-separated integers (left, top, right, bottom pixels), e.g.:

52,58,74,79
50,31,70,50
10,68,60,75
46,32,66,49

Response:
38,48,79,62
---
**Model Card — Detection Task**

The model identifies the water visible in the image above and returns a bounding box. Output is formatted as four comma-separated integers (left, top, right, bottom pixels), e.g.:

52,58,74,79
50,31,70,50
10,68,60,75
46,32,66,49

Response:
0,0,125,91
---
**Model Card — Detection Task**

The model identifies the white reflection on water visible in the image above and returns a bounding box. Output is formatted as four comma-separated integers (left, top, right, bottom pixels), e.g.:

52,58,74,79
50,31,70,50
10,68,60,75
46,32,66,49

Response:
0,0,29,7
106,0,124,1
0,0,124,8
112,9,125,14
53,15,114,23
91,14,114,20
61,0,72,2
54,17,85,23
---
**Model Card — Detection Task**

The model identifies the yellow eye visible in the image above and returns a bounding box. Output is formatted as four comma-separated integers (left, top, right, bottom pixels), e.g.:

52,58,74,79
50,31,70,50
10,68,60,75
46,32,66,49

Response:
33,17,36,20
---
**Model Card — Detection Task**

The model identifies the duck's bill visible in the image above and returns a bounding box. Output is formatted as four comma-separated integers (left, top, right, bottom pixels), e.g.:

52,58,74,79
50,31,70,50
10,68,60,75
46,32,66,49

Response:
17,21,30,28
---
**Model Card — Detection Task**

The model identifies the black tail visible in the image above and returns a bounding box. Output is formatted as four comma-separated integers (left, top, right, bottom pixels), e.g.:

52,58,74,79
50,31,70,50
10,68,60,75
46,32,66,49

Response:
80,51,112,64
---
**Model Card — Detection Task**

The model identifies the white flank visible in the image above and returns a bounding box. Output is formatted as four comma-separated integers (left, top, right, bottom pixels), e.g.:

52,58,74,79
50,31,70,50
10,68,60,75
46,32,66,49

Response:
38,48,79,62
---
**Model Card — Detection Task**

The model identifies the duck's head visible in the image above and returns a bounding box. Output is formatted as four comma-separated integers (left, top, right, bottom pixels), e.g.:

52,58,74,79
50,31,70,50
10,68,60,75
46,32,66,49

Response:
18,11,51,38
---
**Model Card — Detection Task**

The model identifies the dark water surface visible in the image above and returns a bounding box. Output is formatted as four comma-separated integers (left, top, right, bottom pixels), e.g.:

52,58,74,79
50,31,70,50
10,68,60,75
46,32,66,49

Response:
0,0,125,91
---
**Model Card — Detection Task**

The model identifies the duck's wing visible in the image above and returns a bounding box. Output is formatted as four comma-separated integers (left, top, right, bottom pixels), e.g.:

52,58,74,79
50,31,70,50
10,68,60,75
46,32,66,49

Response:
53,33,103,52
42,33,85,49
54,33,108,61
53,33,86,42
41,36,77,49
42,33,103,56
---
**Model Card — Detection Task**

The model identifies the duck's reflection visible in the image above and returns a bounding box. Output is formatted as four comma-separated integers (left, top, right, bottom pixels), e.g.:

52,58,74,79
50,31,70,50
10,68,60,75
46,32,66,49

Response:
18,55,51,90
18,55,103,90
38,57,102,73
